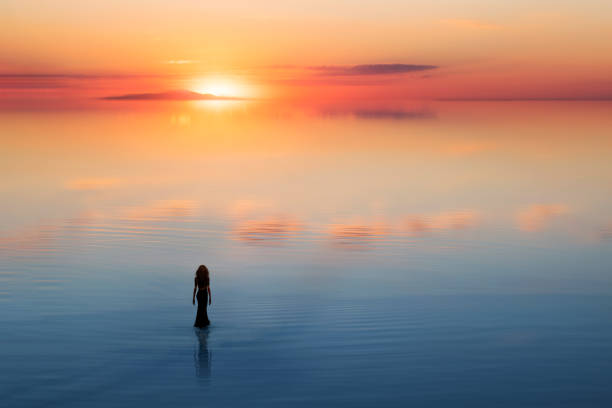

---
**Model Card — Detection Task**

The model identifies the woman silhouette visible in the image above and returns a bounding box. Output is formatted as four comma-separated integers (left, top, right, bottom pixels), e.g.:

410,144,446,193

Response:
192,265,212,327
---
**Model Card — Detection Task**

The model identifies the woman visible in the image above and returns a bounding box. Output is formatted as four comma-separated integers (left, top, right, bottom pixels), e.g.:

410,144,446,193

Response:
192,265,212,327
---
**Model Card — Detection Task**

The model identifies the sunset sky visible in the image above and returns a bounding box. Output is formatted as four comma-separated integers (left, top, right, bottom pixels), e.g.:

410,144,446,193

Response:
2,0,611,102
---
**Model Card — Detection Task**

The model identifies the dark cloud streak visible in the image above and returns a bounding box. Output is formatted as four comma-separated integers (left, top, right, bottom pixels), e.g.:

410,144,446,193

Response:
319,108,436,120
101,90,243,101
312,64,438,76
353,109,436,120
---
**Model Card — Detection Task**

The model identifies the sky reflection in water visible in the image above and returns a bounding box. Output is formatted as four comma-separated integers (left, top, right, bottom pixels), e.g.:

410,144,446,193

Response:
1,101,612,407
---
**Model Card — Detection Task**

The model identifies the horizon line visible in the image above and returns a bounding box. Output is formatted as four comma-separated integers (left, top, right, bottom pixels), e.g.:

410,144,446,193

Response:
436,97,612,102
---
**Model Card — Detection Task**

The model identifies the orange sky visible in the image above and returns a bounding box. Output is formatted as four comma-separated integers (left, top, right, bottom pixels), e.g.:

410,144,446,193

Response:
1,0,611,102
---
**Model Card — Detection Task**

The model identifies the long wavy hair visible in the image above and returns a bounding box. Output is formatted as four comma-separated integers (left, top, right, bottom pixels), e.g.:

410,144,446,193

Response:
195,264,209,284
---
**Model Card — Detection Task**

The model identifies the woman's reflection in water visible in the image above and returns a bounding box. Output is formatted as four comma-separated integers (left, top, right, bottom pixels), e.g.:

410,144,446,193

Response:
194,328,212,380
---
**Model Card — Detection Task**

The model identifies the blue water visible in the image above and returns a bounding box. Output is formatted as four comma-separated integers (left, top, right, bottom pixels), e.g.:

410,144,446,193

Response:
4,290,612,407
2,102,612,406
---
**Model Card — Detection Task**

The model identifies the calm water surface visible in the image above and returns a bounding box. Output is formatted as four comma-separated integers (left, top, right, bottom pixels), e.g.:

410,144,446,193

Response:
1,101,612,407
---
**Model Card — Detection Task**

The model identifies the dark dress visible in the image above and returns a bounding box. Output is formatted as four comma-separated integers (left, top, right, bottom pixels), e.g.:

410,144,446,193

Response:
194,276,210,328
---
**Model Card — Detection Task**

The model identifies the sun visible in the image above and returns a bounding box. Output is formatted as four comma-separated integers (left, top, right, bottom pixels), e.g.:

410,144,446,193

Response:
191,77,249,98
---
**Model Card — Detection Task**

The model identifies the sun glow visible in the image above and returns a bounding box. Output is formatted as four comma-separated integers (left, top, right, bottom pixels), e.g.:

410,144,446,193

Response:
192,77,252,98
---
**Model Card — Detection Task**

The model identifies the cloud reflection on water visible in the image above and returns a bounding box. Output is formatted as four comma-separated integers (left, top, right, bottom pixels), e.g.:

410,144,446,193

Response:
119,200,199,222
600,223,612,240
0,224,59,259
326,211,480,250
318,107,435,120
402,211,479,235
233,216,302,245
516,204,568,232
2,202,605,259
328,222,389,250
